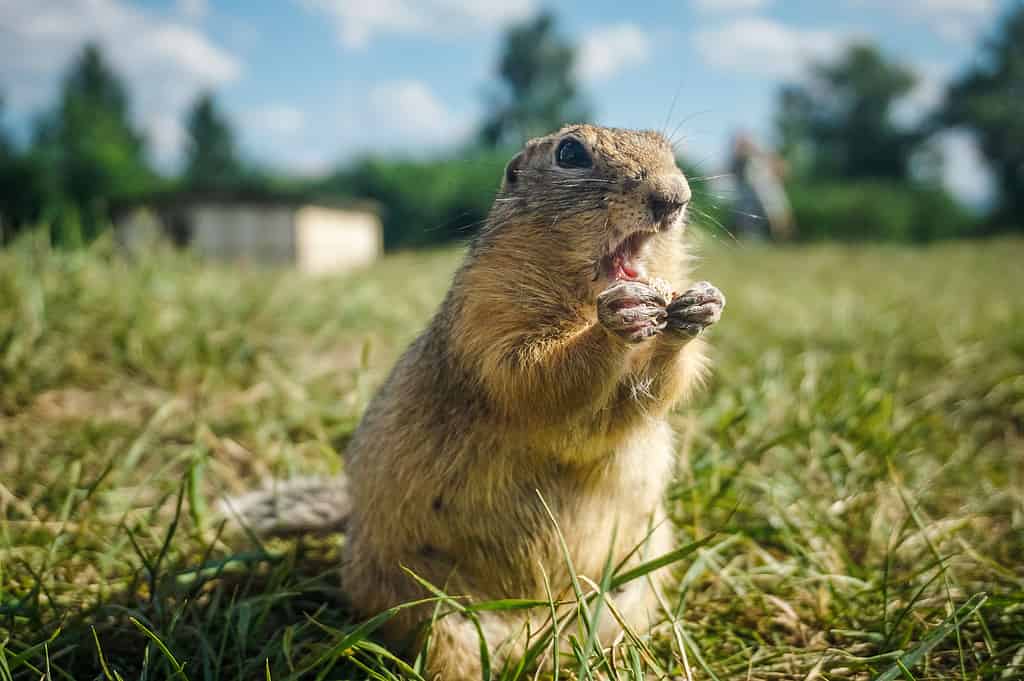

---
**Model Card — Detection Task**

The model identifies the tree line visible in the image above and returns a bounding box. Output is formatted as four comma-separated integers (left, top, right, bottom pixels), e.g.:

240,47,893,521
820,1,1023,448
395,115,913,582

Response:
774,8,1023,241
1,7,1021,248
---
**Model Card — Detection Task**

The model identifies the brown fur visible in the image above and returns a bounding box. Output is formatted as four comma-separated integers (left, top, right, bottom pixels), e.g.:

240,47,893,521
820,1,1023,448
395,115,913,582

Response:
227,124,725,679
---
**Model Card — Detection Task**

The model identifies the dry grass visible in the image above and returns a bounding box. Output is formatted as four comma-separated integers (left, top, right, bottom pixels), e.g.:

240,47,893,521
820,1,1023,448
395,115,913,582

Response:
1,230,1021,680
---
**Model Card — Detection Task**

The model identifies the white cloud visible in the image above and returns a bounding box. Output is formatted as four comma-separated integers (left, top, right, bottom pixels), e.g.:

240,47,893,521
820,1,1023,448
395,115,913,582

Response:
142,25,239,84
576,24,653,83
243,105,306,136
894,62,950,125
299,0,536,49
367,80,472,144
177,0,208,21
0,0,242,167
848,0,997,43
693,18,850,79
938,129,994,208
237,80,479,175
691,0,772,12
148,113,187,162
285,151,333,177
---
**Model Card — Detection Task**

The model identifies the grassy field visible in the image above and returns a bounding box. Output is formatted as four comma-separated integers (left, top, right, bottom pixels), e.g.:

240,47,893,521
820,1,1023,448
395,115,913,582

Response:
1,231,1022,680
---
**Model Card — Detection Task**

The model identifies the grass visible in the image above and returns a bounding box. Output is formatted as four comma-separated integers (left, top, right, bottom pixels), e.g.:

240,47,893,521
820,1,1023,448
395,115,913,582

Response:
1,229,1022,680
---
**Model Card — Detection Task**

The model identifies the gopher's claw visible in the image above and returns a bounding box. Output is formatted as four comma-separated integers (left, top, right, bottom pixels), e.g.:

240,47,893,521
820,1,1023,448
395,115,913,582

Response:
598,281,668,344
666,281,725,337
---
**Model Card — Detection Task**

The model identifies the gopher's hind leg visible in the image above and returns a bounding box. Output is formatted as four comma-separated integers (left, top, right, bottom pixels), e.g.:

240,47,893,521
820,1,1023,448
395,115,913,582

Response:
420,611,528,681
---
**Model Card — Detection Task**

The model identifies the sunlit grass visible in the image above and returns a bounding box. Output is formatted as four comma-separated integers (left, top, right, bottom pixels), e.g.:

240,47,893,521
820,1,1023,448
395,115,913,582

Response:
1,230,1021,679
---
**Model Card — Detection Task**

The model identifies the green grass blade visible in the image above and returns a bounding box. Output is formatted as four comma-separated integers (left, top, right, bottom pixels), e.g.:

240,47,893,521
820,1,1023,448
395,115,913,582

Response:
609,535,716,591
874,593,988,681
129,617,188,680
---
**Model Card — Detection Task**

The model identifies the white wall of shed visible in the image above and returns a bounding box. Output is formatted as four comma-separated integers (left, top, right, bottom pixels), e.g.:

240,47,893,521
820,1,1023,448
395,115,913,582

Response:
294,206,382,274
115,208,167,253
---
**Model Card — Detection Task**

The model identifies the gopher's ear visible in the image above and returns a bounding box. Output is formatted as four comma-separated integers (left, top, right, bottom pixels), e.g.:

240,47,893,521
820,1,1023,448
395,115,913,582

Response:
502,151,525,190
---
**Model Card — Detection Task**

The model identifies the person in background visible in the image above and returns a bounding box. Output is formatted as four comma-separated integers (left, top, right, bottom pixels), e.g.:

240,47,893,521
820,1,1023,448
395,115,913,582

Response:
729,131,794,241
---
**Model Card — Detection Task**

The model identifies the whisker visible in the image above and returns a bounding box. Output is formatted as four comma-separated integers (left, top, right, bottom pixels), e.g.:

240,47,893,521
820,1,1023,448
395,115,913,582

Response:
688,174,732,183
690,205,739,244
668,110,713,149
661,78,686,137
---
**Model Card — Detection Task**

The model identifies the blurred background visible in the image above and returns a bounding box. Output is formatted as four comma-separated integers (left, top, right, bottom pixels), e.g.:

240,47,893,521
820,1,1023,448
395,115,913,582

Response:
1,0,1022,252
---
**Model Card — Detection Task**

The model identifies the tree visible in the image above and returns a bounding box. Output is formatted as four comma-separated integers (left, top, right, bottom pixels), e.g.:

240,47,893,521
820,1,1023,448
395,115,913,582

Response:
183,92,242,189
775,43,922,180
943,5,1024,227
32,43,154,240
0,94,48,241
0,94,11,160
479,12,590,148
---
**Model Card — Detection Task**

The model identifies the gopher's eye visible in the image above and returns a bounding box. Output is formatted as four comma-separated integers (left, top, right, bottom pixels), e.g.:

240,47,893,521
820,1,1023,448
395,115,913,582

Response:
555,138,592,169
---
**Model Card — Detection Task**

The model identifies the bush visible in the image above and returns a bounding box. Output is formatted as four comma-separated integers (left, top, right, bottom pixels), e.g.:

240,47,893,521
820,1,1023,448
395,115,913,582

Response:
321,150,509,250
787,180,979,242
0,154,49,244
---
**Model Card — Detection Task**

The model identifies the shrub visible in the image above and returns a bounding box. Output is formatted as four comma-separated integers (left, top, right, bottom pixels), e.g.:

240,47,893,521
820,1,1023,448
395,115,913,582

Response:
786,180,978,242
321,150,508,250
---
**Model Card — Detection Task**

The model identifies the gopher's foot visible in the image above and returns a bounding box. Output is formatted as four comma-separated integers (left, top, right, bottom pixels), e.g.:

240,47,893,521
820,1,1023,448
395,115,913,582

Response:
665,281,725,338
598,281,669,344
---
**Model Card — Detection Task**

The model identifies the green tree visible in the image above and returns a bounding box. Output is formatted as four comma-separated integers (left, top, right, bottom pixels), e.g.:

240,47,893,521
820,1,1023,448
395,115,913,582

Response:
775,43,921,180
0,95,11,159
321,150,507,249
183,91,242,189
479,12,589,147
0,94,48,242
32,43,154,241
943,5,1024,227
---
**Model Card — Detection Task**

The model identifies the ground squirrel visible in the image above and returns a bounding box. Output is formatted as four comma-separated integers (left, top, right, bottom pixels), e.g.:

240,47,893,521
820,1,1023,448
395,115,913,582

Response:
225,124,725,679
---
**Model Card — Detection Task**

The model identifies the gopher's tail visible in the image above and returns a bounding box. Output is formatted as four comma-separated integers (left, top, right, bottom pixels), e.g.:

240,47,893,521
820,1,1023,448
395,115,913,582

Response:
219,475,351,538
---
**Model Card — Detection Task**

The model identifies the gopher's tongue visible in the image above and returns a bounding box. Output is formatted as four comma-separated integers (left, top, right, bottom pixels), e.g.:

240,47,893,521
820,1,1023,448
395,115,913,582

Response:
610,251,634,278
612,254,639,280
610,261,634,280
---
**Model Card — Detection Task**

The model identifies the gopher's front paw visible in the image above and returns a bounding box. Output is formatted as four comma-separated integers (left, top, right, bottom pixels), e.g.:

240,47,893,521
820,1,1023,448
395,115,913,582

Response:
597,281,668,344
665,281,725,338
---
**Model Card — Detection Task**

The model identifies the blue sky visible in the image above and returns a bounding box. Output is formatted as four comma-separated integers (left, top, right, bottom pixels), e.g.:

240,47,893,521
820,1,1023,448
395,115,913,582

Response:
1,0,1013,203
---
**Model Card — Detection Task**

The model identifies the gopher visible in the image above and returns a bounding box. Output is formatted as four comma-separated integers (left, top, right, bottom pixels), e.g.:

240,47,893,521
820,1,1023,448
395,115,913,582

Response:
225,124,725,679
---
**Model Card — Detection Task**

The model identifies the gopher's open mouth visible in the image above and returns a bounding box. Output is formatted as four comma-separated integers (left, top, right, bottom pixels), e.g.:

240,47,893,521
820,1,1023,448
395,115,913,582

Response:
601,230,656,281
